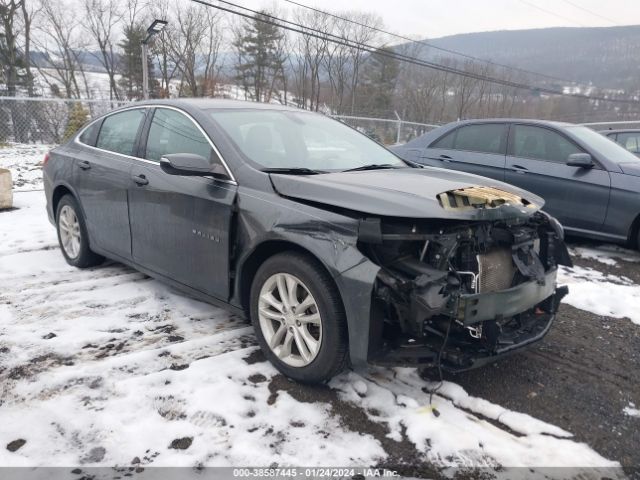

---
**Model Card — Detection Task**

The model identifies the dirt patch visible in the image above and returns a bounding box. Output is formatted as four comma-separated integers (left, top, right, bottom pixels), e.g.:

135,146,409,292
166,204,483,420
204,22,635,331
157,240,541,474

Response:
7,353,73,380
267,374,446,479
6,439,26,452
168,437,193,450
446,303,640,471
248,373,267,384
243,349,266,365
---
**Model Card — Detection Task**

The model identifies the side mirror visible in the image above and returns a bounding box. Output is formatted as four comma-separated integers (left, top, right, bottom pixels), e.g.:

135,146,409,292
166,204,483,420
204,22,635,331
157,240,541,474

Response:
566,153,594,169
160,153,229,179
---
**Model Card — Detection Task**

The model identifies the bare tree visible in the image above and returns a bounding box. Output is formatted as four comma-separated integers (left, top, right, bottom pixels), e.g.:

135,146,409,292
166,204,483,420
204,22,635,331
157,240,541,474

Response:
83,0,122,100
167,2,223,97
0,0,24,97
293,8,330,111
323,16,352,114
149,0,177,97
200,7,224,97
343,11,382,114
32,0,89,98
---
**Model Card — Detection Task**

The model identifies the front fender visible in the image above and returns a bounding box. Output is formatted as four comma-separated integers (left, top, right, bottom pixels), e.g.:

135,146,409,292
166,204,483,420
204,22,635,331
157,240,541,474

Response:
232,187,380,366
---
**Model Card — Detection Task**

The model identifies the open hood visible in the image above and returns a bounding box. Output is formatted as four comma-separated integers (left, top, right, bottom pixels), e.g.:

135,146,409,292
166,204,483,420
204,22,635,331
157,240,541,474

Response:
270,167,544,220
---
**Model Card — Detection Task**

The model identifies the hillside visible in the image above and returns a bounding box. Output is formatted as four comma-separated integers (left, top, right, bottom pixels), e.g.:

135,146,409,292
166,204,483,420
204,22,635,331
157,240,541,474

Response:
421,25,640,91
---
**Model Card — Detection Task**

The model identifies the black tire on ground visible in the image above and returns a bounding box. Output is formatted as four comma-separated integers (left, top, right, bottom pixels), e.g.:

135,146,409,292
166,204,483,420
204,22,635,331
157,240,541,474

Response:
55,194,104,268
250,252,349,383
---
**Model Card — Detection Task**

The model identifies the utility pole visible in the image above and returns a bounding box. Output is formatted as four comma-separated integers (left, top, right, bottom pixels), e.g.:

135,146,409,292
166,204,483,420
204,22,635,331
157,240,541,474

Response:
141,19,168,100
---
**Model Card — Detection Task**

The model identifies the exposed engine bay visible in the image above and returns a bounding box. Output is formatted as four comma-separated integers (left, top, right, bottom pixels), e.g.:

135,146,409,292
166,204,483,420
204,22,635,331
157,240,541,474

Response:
358,209,572,371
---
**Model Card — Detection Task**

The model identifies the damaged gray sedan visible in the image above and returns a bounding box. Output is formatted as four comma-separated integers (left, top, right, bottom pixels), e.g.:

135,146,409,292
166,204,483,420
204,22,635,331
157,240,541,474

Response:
43,99,571,383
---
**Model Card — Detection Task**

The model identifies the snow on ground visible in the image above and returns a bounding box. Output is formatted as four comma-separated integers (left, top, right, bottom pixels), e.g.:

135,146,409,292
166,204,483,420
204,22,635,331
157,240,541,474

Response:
558,265,640,325
0,143,51,191
623,403,640,418
570,245,640,266
0,191,623,477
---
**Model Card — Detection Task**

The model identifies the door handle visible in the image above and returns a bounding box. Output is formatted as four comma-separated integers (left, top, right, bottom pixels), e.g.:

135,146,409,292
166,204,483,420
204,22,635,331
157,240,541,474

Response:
510,164,528,174
78,160,91,170
439,154,453,162
132,174,149,186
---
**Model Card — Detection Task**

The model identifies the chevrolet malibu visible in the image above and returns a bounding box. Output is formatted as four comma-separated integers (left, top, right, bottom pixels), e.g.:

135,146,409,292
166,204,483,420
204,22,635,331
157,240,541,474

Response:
43,100,570,383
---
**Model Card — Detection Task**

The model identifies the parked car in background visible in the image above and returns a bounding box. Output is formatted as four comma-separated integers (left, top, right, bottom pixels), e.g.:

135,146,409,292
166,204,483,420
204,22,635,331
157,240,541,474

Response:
43,100,570,383
392,119,640,247
599,129,640,156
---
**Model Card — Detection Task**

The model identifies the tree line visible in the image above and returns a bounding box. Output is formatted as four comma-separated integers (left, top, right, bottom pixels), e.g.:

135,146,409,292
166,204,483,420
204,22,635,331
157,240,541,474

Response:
1,0,637,144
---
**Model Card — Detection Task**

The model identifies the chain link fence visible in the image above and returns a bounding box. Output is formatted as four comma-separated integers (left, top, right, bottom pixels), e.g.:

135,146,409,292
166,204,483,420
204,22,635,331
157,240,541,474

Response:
0,97,130,145
331,114,440,145
0,96,440,147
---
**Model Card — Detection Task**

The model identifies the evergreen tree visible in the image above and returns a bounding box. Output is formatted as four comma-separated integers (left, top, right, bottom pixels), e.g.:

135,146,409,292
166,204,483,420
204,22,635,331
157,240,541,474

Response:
118,23,156,100
360,47,399,118
233,11,285,103
63,103,89,142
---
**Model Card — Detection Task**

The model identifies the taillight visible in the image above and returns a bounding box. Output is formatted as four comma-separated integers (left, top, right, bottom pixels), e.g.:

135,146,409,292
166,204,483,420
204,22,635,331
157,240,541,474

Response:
43,152,50,166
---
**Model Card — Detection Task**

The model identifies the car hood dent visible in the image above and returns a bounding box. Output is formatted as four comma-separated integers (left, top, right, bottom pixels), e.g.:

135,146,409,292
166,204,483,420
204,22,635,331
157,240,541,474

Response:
270,167,544,220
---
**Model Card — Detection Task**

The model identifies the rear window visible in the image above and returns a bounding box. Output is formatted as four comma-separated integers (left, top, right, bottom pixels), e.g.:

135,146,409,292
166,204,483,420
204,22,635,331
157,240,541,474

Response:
78,120,101,146
432,124,506,155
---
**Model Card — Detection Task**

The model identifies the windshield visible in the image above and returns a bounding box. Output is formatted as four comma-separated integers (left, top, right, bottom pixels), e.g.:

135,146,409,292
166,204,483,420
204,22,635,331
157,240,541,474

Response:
207,109,406,172
565,126,640,164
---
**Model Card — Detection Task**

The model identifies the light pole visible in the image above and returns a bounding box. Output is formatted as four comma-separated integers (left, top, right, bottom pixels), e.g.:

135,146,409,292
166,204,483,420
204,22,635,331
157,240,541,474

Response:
142,19,168,100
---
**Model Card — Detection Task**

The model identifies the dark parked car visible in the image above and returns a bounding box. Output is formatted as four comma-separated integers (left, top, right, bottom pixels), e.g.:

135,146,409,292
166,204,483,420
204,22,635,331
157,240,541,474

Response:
43,100,570,383
599,129,640,157
393,119,640,247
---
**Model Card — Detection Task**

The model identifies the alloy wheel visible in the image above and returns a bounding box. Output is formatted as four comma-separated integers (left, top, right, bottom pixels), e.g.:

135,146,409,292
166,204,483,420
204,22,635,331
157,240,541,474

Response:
58,205,81,259
258,273,323,367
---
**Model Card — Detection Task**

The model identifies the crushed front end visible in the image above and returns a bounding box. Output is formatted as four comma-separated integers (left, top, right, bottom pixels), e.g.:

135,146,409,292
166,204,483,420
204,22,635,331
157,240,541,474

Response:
359,190,572,372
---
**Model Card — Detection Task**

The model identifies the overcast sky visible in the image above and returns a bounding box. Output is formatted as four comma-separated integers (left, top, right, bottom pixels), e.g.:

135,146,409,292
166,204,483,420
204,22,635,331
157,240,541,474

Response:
241,0,640,39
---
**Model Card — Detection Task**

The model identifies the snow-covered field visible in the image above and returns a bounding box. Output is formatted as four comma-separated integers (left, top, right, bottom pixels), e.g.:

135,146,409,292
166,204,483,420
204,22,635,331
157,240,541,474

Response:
0,147,634,476
0,143,52,191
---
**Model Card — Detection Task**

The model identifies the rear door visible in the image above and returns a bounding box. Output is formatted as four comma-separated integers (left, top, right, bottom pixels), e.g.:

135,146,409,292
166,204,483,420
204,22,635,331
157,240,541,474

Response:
420,123,507,181
128,107,237,300
504,124,610,231
73,107,147,260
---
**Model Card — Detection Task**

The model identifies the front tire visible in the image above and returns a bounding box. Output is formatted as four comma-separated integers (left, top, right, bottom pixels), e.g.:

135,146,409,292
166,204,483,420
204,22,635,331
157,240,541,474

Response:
250,252,348,383
56,194,104,268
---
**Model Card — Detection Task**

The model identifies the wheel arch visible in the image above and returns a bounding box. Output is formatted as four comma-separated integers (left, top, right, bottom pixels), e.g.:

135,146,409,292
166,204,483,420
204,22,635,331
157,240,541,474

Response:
237,240,345,319
628,212,640,247
52,184,75,220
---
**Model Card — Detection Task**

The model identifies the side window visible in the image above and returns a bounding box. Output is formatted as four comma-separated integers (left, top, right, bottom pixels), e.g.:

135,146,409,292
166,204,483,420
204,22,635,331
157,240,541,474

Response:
431,130,455,149
512,125,583,163
453,124,506,154
615,132,640,154
78,120,101,146
96,109,145,156
145,108,213,162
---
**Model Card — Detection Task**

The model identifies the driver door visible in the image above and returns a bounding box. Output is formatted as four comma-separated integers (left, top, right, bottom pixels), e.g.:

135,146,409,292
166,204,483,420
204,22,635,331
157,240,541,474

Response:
128,107,237,300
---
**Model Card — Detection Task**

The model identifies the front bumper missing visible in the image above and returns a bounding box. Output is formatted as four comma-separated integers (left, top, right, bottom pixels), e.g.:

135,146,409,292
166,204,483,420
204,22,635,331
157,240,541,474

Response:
369,276,569,372
457,268,558,326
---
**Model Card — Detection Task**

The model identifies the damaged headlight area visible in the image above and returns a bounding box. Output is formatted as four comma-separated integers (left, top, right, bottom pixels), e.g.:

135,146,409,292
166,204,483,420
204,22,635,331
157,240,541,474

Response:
359,212,572,372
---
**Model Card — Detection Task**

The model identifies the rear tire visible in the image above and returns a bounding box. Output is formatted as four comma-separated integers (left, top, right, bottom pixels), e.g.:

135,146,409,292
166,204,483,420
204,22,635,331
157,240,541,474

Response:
56,194,104,268
250,252,348,383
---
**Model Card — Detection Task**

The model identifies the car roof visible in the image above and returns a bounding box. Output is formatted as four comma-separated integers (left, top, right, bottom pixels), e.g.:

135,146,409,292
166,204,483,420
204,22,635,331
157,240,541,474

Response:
131,98,303,112
451,118,574,128
597,128,640,134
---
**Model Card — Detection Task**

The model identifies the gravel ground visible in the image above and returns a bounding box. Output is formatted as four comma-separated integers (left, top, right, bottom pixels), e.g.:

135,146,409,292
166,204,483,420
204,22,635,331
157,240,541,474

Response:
440,244,640,477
